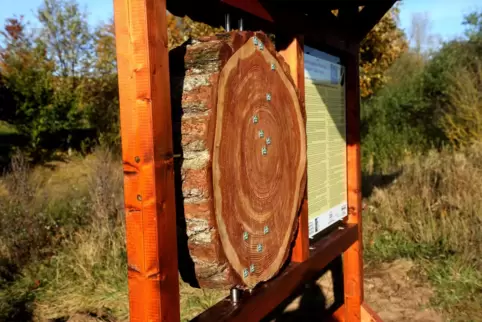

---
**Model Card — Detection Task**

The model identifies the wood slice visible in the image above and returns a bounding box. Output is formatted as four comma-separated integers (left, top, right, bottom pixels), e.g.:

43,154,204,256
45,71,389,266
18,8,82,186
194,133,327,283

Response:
170,31,305,289
213,36,306,288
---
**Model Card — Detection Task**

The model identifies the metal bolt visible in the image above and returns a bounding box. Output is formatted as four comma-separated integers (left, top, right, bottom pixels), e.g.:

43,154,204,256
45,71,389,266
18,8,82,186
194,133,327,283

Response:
250,264,255,273
261,146,267,156
258,130,264,138
134,156,140,163
271,63,276,70
266,93,271,101
253,37,258,46
266,137,271,145
137,195,142,201
243,268,249,278
257,244,263,252
264,226,269,234
243,232,249,241
253,115,258,124
230,287,241,304
259,42,264,51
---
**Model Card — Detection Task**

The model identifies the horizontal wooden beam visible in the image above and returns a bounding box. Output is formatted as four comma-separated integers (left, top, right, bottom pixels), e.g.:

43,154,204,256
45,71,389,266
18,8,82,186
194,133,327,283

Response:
191,223,359,322
361,302,383,322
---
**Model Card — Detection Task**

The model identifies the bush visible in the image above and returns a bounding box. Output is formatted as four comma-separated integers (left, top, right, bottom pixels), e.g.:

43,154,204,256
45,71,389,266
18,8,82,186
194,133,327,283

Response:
442,58,482,145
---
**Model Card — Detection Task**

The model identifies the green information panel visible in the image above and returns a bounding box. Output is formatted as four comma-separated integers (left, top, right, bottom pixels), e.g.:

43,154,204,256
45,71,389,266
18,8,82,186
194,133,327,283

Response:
304,46,347,237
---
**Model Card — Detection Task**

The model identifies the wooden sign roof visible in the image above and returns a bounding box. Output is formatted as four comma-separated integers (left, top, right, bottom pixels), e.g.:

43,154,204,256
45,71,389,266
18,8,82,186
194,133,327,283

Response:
167,0,397,52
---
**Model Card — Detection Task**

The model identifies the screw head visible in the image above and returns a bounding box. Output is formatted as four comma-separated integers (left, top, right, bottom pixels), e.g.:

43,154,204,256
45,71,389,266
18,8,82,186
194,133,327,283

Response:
264,226,269,234
137,195,142,201
261,146,267,156
271,63,276,70
243,232,249,241
258,130,264,138
243,268,249,278
259,42,264,51
266,137,271,145
266,93,271,101
134,156,140,163
250,264,255,273
257,244,263,252
253,115,258,124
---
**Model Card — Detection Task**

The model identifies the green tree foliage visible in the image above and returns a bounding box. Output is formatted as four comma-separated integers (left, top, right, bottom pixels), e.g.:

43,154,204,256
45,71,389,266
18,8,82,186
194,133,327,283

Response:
0,16,84,159
0,0,120,159
84,21,120,148
362,9,482,171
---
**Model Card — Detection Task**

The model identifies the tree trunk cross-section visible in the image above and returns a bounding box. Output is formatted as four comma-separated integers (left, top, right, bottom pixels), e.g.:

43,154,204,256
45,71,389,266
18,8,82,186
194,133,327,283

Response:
170,31,306,289
213,37,306,288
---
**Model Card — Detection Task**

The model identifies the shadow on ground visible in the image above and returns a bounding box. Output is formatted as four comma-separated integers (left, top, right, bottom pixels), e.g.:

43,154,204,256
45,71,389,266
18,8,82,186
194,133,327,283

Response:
362,170,402,199
263,256,344,322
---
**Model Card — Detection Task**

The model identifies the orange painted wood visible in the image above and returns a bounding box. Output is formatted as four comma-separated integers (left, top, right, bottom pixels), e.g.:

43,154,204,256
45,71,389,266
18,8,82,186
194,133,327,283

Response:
192,224,358,322
361,302,383,322
113,0,180,321
213,34,306,288
278,36,309,263
343,50,363,322
333,304,346,322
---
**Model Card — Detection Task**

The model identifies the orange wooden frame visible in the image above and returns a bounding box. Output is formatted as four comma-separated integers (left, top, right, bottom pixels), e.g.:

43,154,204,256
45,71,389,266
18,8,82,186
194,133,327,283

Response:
113,0,394,321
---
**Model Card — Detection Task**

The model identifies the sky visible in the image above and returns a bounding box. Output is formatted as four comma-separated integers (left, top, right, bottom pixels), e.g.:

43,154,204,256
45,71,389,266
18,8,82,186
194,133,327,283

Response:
0,0,481,43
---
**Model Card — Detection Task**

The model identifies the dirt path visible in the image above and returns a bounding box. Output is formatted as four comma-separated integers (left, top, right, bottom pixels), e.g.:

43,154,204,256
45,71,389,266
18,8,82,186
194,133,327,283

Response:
270,259,444,322
365,259,443,322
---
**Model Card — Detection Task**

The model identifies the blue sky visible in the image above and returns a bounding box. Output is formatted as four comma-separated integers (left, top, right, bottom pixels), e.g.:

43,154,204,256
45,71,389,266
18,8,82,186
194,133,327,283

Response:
1,0,481,42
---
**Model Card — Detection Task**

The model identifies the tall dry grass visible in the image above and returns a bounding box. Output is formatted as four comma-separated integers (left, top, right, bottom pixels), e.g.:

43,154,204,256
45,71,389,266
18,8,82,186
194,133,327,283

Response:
0,147,226,321
363,144,482,320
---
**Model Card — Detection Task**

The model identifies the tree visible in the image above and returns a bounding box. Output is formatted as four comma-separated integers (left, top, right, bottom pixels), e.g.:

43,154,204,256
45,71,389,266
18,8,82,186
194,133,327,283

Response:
167,13,223,49
37,0,93,82
84,20,120,148
360,6,408,97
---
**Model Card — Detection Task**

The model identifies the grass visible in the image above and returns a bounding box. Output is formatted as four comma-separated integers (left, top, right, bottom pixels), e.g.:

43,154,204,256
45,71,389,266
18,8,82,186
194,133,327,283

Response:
0,143,481,321
0,147,226,321
363,143,482,321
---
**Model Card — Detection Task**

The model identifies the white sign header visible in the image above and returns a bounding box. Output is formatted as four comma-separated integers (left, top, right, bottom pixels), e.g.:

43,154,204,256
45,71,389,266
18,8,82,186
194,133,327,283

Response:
304,53,344,85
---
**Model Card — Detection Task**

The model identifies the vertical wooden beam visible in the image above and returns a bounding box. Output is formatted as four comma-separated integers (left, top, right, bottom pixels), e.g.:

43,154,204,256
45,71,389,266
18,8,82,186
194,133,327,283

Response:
113,0,180,321
278,36,309,263
344,48,363,322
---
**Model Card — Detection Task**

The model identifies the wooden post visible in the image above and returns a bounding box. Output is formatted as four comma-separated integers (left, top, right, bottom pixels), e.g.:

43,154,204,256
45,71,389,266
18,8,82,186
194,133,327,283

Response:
278,36,309,263
343,49,363,322
113,0,180,321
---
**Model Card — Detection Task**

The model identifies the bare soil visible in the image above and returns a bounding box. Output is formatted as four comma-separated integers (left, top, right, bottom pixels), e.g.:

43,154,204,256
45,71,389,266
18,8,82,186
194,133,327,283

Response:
365,259,443,322
269,259,443,322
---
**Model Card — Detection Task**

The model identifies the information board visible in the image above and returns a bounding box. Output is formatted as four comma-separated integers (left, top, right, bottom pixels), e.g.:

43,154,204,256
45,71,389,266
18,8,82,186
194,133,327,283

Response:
304,46,347,238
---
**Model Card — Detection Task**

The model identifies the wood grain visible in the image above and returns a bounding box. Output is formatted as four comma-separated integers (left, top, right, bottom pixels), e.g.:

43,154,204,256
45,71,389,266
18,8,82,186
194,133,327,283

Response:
344,49,363,322
213,36,306,288
113,0,180,321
